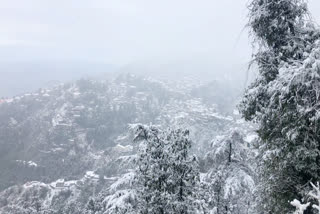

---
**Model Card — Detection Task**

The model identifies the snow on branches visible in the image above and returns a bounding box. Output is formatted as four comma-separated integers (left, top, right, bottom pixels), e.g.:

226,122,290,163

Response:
309,182,320,213
290,181,320,214
130,124,205,213
290,199,310,214
240,0,320,212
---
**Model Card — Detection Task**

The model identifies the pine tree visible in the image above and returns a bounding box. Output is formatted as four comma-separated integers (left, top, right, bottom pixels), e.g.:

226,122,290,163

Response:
202,130,255,214
166,129,203,213
131,124,205,214
132,124,170,214
240,0,320,212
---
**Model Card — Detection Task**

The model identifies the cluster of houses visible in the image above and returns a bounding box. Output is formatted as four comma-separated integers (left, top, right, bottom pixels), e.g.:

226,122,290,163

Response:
0,90,53,106
0,98,13,104
51,179,83,189
16,160,38,168
52,104,86,128
48,171,119,190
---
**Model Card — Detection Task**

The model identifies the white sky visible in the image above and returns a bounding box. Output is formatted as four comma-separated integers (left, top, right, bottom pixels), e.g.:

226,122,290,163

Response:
0,0,319,66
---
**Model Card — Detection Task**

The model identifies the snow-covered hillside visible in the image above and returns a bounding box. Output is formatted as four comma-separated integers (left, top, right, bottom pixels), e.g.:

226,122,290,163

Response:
0,73,257,213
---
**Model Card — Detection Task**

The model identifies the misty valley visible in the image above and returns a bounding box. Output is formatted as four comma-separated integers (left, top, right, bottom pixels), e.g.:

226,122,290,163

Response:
1,0,320,213
0,72,257,213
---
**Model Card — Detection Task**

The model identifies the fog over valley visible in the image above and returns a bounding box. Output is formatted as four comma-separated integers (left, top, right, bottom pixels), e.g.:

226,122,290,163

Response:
1,1,320,214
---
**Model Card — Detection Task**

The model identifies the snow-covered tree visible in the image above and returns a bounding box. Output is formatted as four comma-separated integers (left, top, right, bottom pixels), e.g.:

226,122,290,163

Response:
248,0,314,61
240,0,320,212
166,129,205,213
202,130,256,214
131,124,205,214
83,171,137,214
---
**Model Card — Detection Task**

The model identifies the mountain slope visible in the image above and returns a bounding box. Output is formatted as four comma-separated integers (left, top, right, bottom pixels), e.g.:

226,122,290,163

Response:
0,73,257,213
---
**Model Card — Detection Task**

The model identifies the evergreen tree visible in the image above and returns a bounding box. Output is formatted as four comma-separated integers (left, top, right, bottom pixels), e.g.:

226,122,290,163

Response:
131,124,205,214
166,129,203,213
240,0,320,212
92,172,137,214
202,130,255,214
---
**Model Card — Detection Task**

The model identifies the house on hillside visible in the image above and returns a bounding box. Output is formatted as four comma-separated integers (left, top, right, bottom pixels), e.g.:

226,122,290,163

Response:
85,171,100,182
113,144,133,154
55,179,65,188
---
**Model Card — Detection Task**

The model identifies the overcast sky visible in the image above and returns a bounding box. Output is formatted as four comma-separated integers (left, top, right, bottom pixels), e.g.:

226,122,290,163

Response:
0,0,320,66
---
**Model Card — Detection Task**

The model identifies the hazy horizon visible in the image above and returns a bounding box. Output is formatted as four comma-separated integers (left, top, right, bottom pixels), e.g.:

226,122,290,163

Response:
0,0,319,68
0,0,320,97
